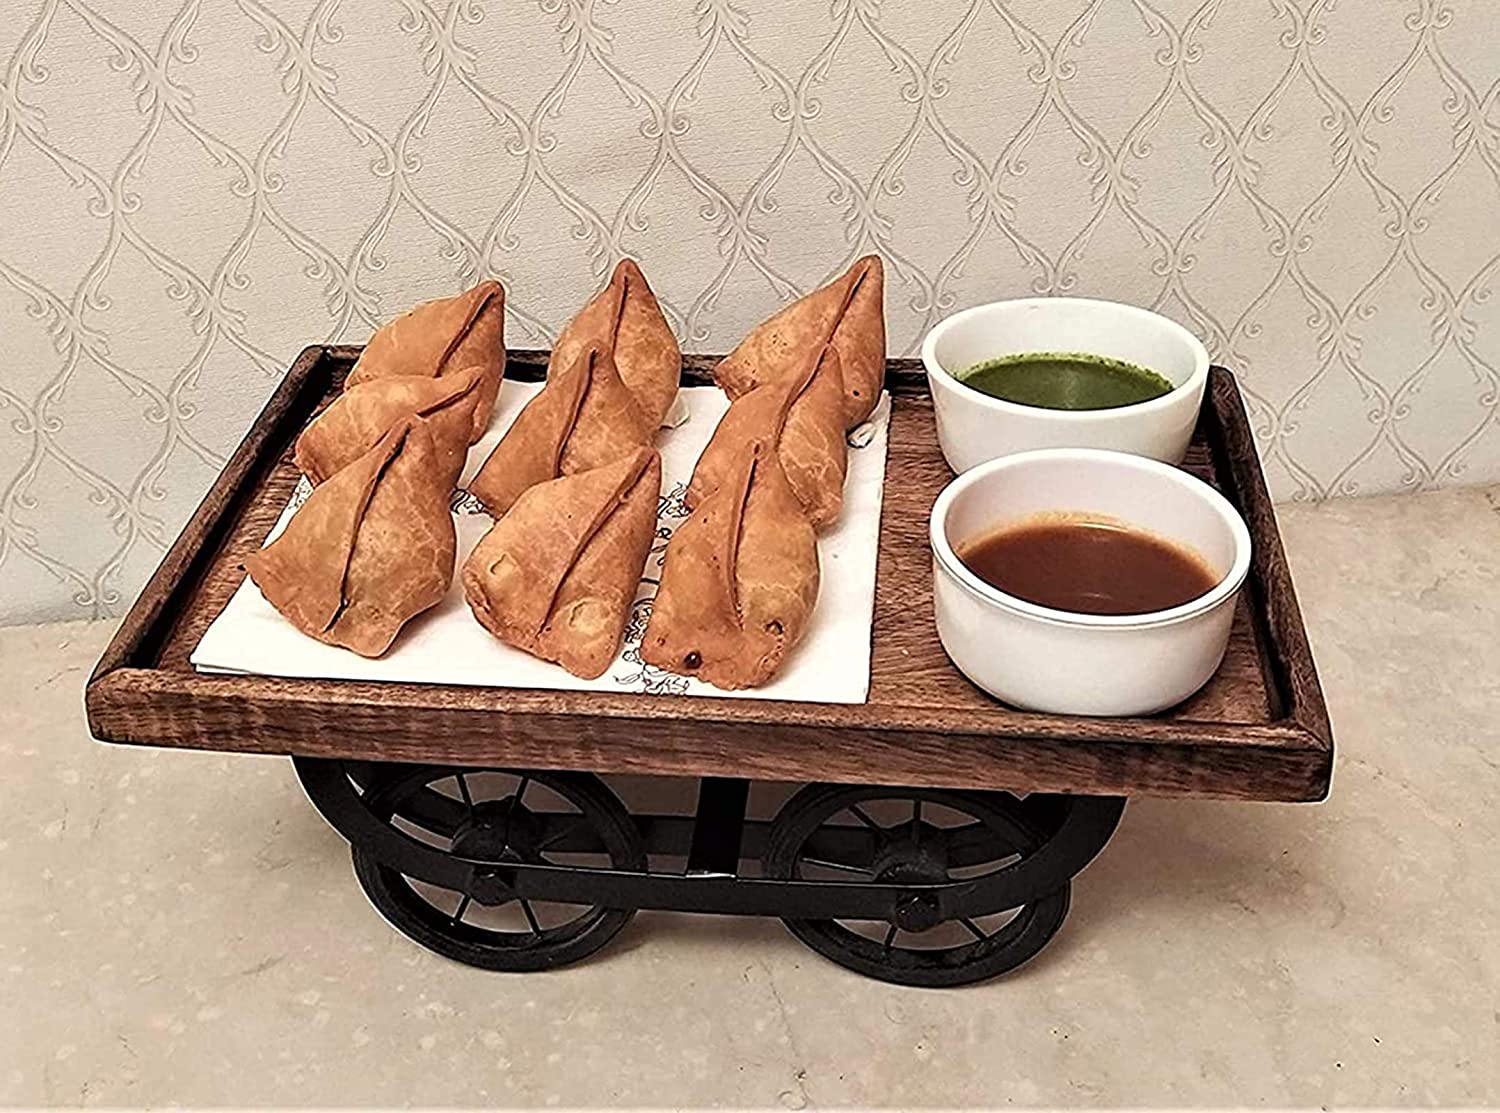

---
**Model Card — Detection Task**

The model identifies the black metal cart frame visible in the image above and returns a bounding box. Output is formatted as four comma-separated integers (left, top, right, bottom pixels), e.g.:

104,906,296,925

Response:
296,759,1124,987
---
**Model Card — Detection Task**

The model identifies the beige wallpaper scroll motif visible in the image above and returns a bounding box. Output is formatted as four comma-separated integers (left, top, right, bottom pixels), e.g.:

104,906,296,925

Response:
1,0,1498,623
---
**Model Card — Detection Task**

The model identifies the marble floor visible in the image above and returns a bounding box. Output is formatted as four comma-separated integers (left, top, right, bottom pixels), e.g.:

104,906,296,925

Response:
2,486,1498,1107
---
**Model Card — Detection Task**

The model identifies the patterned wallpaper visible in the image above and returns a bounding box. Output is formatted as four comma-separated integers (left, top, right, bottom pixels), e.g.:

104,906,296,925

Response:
1,0,1497,624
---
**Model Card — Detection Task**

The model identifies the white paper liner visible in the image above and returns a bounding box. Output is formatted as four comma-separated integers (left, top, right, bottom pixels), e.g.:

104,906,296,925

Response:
191,381,891,704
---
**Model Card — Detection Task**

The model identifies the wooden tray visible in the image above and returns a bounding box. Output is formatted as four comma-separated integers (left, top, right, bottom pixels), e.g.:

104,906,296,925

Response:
86,348,1332,802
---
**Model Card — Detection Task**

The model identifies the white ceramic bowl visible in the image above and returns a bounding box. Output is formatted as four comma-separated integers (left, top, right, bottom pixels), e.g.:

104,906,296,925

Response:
930,448,1252,717
921,297,1210,471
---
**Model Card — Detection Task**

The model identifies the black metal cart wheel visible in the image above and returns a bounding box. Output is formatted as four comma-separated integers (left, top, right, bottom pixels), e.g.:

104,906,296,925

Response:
350,766,646,972
764,784,1071,987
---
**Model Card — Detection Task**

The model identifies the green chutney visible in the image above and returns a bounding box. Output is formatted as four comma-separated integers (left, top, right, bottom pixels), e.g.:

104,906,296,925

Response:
958,351,1174,410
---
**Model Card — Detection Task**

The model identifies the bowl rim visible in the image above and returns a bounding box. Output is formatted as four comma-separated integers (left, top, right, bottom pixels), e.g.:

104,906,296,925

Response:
920,296,1210,423
928,447,1253,630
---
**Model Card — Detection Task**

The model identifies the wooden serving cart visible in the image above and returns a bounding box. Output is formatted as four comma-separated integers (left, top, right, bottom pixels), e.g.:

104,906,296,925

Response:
85,349,1332,987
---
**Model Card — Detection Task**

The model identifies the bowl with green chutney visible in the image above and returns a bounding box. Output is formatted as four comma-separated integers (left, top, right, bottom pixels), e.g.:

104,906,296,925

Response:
921,297,1209,472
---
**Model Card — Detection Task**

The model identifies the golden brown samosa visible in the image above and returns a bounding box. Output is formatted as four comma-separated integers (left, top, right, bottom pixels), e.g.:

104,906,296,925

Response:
715,255,885,427
346,279,505,441
642,446,820,690
294,364,485,489
464,447,662,679
467,343,657,516
247,416,456,658
686,345,849,528
549,258,680,429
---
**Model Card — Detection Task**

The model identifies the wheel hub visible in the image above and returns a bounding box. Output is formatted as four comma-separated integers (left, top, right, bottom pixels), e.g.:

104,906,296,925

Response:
892,893,943,932
870,828,949,888
451,797,541,863
870,826,951,932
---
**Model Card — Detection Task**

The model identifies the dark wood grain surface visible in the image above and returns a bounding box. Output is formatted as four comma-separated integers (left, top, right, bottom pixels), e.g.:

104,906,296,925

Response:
87,348,1333,802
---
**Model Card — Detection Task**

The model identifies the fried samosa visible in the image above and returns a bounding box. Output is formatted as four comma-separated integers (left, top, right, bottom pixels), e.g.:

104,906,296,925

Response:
642,446,820,690
294,364,485,489
346,279,505,441
463,447,662,679
247,416,456,658
467,343,657,516
715,255,885,427
550,258,680,429
686,345,848,528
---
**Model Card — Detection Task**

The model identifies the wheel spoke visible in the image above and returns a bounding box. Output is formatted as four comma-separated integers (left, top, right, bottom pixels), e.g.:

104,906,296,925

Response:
519,899,542,935
848,804,883,831
959,917,990,942
882,924,897,952
450,893,472,926
945,821,1006,866
799,856,870,876
502,776,532,847
454,772,474,812
536,818,585,853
